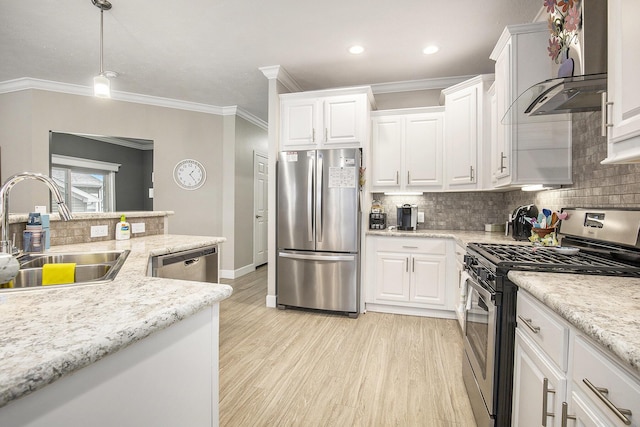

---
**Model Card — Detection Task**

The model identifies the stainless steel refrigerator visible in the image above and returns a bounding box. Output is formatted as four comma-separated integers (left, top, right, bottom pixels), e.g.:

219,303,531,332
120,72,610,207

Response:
277,148,360,317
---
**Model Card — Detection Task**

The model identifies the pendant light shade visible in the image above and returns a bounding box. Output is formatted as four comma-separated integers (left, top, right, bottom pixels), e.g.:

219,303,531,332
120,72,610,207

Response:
92,0,112,98
94,74,111,98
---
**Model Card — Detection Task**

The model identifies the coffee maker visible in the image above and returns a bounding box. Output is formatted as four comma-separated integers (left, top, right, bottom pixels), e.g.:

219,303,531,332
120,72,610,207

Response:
508,204,538,241
397,204,418,230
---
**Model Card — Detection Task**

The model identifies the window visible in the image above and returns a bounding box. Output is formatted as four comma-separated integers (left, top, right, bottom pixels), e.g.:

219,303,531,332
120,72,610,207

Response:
50,155,120,213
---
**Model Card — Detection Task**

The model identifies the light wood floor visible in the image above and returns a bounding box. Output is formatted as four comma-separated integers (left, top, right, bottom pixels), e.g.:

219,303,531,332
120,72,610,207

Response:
219,266,476,427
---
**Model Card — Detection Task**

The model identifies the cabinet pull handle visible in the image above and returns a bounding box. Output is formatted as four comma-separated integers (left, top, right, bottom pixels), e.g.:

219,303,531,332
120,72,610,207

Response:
396,171,399,185
542,378,556,427
601,92,614,137
561,402,576,427
325,128,328,142
402,245,418,249
583,378,632,425
412,257,415,272
312,128,316,142
500,152,506,173
406,257,409,273
407,170,410,184
518,315,540,334
469,166,474,182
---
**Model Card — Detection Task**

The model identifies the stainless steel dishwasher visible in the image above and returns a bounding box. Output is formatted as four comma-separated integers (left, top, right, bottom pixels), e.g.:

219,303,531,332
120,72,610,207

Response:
150,245,218,283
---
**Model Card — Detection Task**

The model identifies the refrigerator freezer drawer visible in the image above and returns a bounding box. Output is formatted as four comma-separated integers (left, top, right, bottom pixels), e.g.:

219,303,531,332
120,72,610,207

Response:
277,250,359,314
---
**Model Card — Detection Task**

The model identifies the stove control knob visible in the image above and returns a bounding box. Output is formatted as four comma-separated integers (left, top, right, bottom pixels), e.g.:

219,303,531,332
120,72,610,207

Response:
479,268,494,282
464,255,476,268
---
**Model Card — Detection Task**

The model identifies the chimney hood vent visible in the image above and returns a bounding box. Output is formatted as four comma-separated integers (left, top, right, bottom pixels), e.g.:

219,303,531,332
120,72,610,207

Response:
502,72,606,124
502,0,607,124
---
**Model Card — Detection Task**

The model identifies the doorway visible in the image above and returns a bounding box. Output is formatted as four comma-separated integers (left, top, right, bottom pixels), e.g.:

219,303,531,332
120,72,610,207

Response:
253,152,268,267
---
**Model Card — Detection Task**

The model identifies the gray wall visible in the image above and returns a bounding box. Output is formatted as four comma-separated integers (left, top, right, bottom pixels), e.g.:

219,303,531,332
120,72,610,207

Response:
374,111,640,231
50,133,153,211
0,89,225,239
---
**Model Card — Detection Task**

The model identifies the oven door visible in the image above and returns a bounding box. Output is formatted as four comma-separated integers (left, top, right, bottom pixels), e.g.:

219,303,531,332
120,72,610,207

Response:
463,275,498,417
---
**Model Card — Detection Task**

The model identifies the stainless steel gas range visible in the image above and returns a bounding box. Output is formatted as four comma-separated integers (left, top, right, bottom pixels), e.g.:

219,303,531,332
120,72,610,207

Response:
462,208,640,427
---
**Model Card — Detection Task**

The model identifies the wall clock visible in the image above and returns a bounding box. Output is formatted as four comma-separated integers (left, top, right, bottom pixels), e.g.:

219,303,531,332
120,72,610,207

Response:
173,159,206,190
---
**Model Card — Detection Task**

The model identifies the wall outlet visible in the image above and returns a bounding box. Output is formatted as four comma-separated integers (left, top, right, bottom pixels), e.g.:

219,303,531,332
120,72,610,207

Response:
90,225,109,238
131,222,145,234
418,211,425,223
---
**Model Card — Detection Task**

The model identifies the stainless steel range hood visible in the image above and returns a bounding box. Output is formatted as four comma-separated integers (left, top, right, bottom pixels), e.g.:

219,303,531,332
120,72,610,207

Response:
503,0,607,124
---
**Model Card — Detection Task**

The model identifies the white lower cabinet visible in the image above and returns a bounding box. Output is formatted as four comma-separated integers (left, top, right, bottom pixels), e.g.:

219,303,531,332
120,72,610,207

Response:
513,329,567,427
514,290,640,427
365,236,454,317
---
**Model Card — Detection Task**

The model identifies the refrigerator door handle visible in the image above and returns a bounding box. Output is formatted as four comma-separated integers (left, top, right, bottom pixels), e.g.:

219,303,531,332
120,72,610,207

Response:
279,252,355,262
307,155,314,243
317,154,323,243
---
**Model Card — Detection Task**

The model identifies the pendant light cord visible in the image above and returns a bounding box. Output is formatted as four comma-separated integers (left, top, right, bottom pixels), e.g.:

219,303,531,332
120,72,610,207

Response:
99,8,104,75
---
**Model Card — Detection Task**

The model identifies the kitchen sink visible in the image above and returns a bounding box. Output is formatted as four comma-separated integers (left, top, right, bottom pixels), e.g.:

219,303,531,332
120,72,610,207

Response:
18,251,127,269
1,250,130,291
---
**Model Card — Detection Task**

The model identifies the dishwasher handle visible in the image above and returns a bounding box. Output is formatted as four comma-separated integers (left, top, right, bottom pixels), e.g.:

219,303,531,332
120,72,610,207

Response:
152,246,217,268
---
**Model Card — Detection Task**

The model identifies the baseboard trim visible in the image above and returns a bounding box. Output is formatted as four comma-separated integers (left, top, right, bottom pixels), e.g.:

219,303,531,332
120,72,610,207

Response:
365,303,457,320
265,294,277,308
219,263,255,280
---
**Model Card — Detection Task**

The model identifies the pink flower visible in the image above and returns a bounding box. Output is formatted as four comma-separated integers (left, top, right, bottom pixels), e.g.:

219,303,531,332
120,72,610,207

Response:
548,37,561,60
547,15,555,34
544,0,557,14
557,0,575,13
564,5,581,32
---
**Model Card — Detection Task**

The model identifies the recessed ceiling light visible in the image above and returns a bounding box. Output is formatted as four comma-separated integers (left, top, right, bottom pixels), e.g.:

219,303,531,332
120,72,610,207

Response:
349,45,365,55
423,45,439,55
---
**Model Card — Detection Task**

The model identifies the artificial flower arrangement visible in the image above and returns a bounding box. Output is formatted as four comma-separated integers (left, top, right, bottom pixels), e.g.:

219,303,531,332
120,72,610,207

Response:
545,0,582,64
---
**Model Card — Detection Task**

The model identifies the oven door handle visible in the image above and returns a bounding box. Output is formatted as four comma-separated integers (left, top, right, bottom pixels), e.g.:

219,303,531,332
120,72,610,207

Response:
467,277,495,302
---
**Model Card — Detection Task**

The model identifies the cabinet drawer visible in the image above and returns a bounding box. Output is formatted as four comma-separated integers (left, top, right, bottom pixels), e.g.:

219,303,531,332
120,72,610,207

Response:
379,237,446,255
517,291,570,371
572,335,640,427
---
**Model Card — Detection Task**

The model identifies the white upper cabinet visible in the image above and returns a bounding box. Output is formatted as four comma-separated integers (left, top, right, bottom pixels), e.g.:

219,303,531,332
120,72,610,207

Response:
280,87,372,149
442,74,494,191
489,22,572,188
371,108,444,191
602,0,640,164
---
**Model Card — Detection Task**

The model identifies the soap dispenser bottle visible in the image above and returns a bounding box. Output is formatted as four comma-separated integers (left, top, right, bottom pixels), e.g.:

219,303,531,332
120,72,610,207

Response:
115,214,131,240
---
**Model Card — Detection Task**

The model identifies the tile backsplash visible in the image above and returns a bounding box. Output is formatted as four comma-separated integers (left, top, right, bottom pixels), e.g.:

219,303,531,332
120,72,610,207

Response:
374,112,640,231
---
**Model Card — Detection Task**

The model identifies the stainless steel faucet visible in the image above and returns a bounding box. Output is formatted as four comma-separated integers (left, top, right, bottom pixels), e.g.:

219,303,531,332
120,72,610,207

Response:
0,172,73,254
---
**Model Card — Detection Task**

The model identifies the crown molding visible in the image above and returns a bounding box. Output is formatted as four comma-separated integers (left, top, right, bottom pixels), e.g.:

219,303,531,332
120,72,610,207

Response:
370,75,476,94
69,133,154,150
259,65,303,93
0,77,266,129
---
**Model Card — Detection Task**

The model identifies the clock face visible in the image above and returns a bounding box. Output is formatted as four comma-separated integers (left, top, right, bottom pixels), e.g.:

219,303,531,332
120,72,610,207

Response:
173,159,206,190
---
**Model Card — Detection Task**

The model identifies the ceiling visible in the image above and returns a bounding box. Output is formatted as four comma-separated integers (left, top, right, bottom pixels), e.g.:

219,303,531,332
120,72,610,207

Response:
0,0,542,122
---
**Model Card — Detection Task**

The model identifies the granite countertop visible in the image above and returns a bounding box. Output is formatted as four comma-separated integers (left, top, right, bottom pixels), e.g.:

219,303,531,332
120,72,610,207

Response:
8,210,175,223
509,271,640,376
367,228,524,246
0,234,232,408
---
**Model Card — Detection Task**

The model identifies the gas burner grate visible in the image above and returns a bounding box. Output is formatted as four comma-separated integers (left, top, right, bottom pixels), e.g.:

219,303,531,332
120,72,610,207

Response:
468,243,640,276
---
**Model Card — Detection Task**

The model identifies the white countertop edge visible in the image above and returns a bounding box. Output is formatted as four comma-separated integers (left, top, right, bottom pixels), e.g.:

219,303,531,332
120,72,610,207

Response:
8,211,175,223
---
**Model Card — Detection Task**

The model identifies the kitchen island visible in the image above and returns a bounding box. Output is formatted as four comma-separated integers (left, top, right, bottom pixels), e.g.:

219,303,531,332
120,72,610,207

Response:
0,235,231,426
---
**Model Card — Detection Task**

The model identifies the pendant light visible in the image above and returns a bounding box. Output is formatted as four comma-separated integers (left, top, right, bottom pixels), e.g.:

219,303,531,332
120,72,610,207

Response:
92,0,112,98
